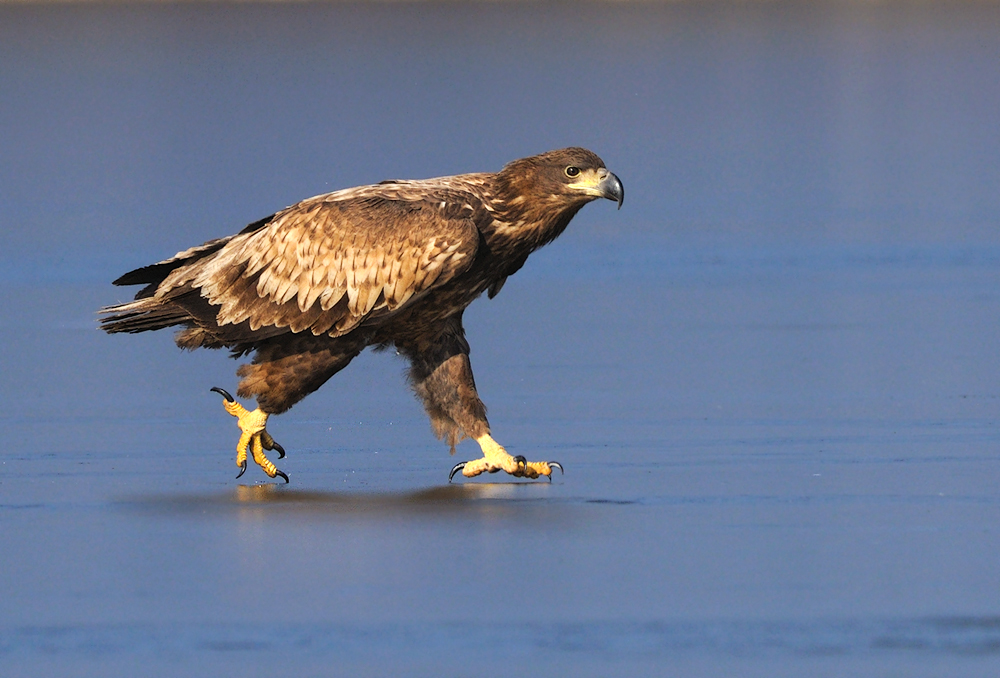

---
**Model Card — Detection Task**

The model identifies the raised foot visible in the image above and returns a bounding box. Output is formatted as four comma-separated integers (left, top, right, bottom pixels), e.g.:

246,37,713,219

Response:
448,434,563,483
211,387,288,483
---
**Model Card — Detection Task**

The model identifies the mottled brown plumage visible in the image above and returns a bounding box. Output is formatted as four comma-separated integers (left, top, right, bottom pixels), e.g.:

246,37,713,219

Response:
101,148,623,480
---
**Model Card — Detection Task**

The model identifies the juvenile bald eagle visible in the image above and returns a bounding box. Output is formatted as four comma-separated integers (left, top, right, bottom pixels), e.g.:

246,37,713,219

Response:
101,148,623,482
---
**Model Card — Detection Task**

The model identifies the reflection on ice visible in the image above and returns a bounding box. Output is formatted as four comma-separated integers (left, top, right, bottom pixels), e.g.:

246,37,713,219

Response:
228,482,552,506
118,481,565,522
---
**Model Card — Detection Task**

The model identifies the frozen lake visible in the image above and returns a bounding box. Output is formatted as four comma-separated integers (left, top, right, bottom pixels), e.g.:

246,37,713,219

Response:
2,2,999,676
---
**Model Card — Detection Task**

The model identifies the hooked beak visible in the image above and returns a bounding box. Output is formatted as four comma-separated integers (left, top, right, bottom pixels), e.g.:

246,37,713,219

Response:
598,169,624,209
567,167,625,209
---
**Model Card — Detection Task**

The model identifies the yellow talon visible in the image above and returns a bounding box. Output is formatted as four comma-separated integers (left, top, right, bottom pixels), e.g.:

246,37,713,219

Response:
214,388,288,483
448,434,563,482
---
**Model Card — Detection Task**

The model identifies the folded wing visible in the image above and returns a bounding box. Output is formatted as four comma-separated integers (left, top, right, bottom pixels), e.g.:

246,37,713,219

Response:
103,190,481,342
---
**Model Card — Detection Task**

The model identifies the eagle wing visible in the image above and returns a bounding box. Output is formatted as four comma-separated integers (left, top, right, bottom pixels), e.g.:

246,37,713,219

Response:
155,189,481,339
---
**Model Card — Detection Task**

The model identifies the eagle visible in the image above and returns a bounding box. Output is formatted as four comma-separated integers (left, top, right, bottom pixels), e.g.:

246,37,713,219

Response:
100,148,623,483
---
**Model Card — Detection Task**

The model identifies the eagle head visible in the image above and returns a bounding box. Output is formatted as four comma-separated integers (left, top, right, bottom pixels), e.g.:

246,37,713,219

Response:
499,147,625,211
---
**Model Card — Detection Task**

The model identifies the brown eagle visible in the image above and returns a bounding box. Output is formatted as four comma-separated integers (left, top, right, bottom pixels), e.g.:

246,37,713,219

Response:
101,148,623,483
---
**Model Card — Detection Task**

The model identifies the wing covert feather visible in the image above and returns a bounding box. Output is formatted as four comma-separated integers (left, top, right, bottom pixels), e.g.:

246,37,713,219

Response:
168,193,480,338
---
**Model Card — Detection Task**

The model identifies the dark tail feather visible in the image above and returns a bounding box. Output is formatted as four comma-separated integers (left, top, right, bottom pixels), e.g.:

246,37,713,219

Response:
99,298,190,334
102,215,275,336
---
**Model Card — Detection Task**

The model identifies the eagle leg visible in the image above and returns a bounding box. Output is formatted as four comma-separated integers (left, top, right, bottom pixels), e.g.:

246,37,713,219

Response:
448,434,563,482
404,316,563,483
212,387,289,483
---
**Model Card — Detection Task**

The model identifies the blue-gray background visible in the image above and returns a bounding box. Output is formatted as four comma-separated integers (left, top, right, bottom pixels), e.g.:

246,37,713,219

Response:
1,2,998,676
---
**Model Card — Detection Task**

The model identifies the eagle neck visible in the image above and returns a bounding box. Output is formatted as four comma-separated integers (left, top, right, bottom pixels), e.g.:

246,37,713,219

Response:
483,176,586,261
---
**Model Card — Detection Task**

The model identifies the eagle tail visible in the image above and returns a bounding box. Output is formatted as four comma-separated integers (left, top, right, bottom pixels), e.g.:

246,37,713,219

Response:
100,216,277,337
99,298,191,334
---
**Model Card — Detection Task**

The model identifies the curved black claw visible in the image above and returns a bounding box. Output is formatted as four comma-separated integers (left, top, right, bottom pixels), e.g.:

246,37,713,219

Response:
547,461,563,482
449,462,467,483
274,470,289,484
270,441,286,460
236,459,247,479
513,455,528,477
210,386,235,402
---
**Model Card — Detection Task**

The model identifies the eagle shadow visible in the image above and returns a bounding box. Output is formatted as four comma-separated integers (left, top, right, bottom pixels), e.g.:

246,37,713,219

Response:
116,482,574,521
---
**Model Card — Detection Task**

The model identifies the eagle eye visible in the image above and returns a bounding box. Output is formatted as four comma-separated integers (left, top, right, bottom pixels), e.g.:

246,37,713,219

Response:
565,166,581,178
